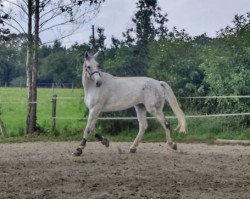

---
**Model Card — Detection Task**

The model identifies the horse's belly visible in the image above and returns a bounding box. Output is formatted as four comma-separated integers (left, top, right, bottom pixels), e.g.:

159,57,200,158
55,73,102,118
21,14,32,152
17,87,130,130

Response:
102,103,136,112
102,93,142,112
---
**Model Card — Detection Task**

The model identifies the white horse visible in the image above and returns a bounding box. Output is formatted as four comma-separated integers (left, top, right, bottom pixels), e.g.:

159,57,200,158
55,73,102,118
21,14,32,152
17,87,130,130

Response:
73,52,186,156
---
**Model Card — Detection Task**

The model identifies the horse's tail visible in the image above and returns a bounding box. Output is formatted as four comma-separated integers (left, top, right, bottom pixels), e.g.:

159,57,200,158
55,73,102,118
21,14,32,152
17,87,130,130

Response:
161,81,187,133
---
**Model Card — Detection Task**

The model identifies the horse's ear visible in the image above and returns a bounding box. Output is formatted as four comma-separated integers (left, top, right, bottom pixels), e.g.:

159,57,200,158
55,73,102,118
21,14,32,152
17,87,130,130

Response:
93,51,99,59
84,51,90,60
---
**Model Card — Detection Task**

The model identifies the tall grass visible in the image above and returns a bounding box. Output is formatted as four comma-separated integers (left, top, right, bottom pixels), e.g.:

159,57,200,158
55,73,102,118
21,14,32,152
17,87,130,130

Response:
0,87,249,142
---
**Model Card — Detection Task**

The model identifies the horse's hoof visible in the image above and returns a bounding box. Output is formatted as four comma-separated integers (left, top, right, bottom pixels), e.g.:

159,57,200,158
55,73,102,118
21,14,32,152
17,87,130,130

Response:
169,142,177,150
172,143,177,150
101,138,109,147
129,148,137,153
73,148,82,156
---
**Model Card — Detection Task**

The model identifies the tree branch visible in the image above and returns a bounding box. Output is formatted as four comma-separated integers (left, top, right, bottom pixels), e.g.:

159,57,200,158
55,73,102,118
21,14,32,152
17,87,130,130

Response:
5,0,28,15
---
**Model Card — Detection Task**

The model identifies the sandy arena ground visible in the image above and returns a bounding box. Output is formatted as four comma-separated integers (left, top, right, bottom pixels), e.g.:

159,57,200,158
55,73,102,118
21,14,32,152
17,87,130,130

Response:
0,141,249,199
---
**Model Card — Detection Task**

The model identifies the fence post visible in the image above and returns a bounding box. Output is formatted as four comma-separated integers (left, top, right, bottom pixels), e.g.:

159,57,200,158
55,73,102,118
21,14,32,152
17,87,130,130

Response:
52,83,55,93
51,94,57,131
0,118,7,137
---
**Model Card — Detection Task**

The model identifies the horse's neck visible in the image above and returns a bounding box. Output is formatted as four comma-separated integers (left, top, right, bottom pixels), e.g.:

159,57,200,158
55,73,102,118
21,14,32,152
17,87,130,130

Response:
101,72,114,79
82,72,92,92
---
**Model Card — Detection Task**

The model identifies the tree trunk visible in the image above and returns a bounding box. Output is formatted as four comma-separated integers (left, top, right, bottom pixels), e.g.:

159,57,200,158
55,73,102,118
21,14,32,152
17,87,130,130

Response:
26,0,39,134
26,47,35,134
26,0,37,134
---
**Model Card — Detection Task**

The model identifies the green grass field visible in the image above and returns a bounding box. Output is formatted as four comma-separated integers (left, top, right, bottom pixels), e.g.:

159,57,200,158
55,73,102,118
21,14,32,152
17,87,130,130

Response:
0,87,86,137
0,87,249,143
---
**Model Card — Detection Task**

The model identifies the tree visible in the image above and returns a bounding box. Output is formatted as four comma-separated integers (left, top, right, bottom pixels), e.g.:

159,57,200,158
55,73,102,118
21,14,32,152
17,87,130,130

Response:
96,27,106,52
119,0,169,76
0,34,26,84
89,26,106,51
133,0,168,44
39,41,73,84
1,0,105,134
148,32,204,97
202,13,250,97
0,0,9,35
188,13,249,126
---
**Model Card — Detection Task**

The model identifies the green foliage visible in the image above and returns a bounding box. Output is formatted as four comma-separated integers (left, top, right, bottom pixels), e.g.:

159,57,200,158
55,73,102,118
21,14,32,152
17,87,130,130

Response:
0,34,26,84
148,37,205,97
39,41,87,85
124,0,168,45
198,13,250,124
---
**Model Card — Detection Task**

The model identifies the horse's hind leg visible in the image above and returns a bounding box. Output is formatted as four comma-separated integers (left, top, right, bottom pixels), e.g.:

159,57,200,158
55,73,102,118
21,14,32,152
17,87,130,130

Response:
94,131,109,147
129,104,148,153
148,107,177,150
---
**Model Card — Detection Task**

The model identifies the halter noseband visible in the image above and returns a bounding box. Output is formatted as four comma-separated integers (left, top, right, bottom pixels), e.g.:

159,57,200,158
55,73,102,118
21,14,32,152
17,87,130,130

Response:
86,69,101,80
89,70,101,77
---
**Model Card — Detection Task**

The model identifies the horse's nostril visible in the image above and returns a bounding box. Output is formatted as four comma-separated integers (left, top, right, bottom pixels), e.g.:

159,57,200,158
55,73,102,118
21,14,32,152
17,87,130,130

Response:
96,81,102,87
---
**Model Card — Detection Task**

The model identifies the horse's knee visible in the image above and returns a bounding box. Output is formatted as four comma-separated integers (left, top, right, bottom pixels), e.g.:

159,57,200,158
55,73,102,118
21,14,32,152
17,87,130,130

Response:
84,127,91,134
83,127,92,139
139,122,148,131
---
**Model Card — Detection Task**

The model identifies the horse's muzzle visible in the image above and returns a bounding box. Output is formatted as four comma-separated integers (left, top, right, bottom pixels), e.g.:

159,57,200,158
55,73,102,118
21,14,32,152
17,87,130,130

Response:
96,80,102,87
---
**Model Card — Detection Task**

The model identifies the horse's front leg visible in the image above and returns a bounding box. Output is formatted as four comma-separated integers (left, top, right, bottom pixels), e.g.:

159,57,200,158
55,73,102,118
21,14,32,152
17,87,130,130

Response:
73,106,101,156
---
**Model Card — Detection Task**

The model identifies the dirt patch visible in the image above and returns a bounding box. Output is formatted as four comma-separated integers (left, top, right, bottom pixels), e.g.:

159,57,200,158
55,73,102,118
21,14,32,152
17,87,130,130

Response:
0,141,249,199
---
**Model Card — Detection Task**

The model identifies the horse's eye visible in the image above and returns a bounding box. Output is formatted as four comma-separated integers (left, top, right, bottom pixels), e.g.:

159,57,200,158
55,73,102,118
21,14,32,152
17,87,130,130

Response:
87,66,91,69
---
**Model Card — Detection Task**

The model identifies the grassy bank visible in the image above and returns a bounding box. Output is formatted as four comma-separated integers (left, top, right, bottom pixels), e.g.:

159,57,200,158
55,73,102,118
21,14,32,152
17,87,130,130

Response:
0,87,249,143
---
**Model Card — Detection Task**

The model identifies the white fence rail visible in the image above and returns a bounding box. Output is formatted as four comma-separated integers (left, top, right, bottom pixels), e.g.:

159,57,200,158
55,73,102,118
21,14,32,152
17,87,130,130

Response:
1,95,249,130
52,112,250,121
45,95,250,130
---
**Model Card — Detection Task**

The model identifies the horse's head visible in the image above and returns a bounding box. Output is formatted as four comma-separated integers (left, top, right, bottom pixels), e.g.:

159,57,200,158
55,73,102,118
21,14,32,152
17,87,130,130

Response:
83,51,102,87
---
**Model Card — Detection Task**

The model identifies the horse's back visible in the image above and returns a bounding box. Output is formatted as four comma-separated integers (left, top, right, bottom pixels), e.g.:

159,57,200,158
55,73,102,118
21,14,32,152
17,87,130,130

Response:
103,73,160,87
101,73,165,112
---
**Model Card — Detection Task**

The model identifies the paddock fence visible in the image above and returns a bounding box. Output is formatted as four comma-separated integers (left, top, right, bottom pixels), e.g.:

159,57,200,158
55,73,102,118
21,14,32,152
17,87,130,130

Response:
49,94,250,130
0,88,249,131
0,82,79,91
